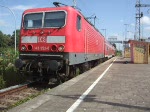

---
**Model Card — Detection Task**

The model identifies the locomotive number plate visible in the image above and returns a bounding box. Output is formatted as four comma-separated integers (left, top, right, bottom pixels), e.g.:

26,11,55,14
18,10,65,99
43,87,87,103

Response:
35,46,49,51
38,36,47,43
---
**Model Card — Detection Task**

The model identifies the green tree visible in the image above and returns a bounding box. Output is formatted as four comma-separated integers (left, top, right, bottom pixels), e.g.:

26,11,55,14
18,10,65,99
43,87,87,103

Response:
10,29,20,47
0,31,11,47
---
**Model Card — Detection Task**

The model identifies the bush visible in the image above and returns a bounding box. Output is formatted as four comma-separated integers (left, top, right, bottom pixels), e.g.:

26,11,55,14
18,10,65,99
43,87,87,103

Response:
0,48,27,88
3,66,27,87
0,48,18,66
116,50,122,56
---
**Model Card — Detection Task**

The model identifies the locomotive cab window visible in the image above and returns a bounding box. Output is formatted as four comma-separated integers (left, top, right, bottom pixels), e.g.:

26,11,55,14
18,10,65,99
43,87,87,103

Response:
24,13,43,28
44,11,66,28
77,15,81,31
23,11,66,29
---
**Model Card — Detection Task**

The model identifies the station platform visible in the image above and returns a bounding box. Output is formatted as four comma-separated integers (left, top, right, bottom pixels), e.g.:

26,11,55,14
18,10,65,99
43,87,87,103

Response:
8,57,150,112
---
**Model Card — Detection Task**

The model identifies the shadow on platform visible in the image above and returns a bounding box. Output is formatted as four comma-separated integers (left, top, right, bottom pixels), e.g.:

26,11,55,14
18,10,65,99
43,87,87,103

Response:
46,93,150,111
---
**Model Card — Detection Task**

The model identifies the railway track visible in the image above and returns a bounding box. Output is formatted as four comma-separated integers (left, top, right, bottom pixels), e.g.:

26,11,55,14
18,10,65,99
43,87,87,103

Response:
0,81,55,112
0,58,110,112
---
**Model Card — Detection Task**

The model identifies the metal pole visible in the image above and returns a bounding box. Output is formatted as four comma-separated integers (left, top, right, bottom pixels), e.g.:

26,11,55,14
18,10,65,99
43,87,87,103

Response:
94,16,96,27
101,29,106,39
73,0,76,7
0,5,16,55
124,24,129,41
124,24,129,50
127,31,134,40
139,5,141,40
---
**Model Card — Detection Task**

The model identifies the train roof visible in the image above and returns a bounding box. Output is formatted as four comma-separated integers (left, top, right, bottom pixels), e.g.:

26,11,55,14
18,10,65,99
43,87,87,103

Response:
23,6,78,14
23,5,103,38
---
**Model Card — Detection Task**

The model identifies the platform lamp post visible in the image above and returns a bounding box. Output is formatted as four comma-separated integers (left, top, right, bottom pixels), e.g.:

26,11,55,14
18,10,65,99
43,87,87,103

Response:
124,24,129,41
124,24,129,50
127,31,135,40
0,5,17,55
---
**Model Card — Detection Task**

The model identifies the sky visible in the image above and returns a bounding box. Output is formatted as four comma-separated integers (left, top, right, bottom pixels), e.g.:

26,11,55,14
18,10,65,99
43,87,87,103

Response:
0,0,150,43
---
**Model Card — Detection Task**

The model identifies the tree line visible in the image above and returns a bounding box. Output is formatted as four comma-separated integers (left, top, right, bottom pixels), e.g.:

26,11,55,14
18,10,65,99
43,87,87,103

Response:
0,30,20,48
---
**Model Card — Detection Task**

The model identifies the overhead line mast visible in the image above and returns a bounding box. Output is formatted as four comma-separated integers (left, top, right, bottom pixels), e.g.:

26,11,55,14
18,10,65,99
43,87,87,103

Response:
135,0,150,40
73,0,76,7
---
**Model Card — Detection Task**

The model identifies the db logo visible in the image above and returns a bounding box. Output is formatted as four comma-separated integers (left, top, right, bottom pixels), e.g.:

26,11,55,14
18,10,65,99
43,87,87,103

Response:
38,36,47,43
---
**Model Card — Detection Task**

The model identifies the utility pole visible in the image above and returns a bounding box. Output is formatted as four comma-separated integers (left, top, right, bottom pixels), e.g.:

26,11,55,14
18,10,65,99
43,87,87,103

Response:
101,29,107,39
124,24,129,49
124,24,129,41
86,16,96,27
135,0,150,40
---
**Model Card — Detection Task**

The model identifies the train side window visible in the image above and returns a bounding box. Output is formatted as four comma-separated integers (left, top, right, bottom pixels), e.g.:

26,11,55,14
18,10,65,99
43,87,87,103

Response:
77,15,81,31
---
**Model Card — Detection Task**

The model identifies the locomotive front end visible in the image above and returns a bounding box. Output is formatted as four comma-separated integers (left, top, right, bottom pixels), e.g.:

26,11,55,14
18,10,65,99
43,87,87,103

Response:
15,8,69,81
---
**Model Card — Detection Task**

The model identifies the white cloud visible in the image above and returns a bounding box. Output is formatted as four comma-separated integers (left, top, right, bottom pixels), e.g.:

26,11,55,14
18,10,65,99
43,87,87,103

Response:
144,26,150,31
0,20,8,26
11,5,34,11
141,16,150,25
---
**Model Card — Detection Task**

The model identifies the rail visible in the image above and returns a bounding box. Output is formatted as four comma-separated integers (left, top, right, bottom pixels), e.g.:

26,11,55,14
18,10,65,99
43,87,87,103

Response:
0,82,32,98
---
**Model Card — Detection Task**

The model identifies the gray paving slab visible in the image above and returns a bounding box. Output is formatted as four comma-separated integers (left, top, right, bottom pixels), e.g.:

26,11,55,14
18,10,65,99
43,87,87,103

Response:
75,57,150,112
8,57,150,112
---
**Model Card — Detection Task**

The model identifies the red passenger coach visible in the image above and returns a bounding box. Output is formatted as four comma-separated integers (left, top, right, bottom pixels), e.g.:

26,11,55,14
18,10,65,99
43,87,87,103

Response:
105,41,116,59
15,2,115,82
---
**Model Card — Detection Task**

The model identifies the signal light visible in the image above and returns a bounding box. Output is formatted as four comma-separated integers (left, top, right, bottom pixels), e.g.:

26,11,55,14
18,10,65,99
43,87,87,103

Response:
51,45,57,51
28,45,32,50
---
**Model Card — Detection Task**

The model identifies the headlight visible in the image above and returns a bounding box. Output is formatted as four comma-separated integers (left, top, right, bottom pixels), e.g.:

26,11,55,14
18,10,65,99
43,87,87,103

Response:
58,45,65,52
21,45,27,51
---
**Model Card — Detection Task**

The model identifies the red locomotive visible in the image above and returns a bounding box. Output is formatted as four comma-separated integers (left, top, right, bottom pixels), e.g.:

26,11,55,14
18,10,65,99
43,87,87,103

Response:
15,2,115,82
